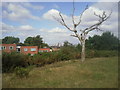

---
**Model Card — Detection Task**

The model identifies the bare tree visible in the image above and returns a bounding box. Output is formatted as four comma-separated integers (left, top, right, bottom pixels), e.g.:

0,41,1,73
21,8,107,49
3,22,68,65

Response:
53,2,112,62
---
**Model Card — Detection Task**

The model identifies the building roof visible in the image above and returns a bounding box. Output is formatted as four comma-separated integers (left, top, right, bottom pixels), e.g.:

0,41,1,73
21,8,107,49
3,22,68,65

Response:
21,46,38,48
39,48,50,50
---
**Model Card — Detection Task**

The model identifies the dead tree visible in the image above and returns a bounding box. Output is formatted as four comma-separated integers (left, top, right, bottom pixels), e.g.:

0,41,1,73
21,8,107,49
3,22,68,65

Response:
53,2,112,62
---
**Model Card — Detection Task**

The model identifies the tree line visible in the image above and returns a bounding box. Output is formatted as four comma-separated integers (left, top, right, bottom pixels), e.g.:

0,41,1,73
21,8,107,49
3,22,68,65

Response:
2,35,49,48
2,31,120,51
64,31,119,51
2,31,119,73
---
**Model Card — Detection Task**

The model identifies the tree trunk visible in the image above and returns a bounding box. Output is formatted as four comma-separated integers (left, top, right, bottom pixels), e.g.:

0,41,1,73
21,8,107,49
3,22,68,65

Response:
81,40,85,62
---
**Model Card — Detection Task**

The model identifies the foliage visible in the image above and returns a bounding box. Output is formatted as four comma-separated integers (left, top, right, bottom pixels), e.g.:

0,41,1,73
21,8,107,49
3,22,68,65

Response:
0,39,2,44
63,41,73,47
2,52,29,73
15,67,31,78
86,50,118,58
2,36,19,44
17,42,25,46
86,32,119,50
31,45,81,67
60,46,80,59
76,44,82,52
24,35,49,48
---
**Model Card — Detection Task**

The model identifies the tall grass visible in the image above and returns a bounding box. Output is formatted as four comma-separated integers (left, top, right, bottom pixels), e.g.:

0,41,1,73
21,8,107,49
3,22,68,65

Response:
2,57,118,88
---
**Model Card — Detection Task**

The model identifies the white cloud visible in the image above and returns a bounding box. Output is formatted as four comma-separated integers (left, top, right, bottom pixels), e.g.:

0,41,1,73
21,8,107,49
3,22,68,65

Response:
21,2,44,10
43,9,68,21
2,2,118,45
2,3,41,22
39,27,78,45
2,22,35,32
2,22,15,32
19,25,34,31
43,2,118,37
43,9,60,20
48,27,66,33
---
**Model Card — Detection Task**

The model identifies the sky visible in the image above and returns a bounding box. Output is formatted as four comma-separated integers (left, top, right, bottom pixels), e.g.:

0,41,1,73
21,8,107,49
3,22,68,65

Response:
1,1,118,46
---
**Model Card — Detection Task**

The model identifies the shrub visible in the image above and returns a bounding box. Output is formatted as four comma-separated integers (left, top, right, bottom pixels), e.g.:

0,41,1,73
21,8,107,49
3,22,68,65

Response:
32,53,50,66
15,67,31,78
60,46,79,60
86,50,118,58
2,52,29,73
94,50,118,57
54,51,71,61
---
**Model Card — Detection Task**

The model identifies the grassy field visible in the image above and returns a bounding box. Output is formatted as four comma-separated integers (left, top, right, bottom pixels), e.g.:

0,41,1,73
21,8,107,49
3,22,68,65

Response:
2,57,118,88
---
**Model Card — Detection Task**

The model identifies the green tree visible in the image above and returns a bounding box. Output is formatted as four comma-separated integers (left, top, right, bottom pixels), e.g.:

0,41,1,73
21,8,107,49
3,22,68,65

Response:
33,35,43,47
24,35,49,48
63,41,73,47
76,44,82,52
24,37,34,46
86,32,119,50
17,42,25,46
2,36,19,44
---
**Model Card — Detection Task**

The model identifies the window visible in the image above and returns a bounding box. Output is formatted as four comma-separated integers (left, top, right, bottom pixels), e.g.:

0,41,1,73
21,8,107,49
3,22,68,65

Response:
24,48,28,51
9,46,14,50
44,50,48,52
1,46,6,50
39,50,43,52
31,48,36,51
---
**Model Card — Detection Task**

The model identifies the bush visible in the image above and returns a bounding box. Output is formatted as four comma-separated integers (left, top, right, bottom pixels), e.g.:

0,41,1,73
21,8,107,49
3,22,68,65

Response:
15,67,31,78
94,50,118,57
32,52,52,66
60,46,80,60
86,50,118,58
2,52,29,73
53,51,71,61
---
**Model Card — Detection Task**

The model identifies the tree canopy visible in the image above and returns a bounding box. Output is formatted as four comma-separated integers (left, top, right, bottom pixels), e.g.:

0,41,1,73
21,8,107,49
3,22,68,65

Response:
24,35,49,48
63,41,73,47
2,36,19,44
86,32,119,50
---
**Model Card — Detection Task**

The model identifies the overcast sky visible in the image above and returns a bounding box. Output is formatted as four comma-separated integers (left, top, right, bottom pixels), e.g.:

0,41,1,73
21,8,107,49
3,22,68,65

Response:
1,1,118,45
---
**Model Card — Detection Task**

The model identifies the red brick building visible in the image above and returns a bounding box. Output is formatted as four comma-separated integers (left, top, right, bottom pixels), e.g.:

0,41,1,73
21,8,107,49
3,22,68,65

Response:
0,44,17,53
20,46,38,55
39,48,51,52
0,44,52,55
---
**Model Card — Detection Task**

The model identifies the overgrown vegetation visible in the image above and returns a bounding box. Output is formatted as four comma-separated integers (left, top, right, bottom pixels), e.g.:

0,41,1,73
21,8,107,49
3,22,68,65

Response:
15,67,31,78
86,32,119,50
2,48,118,73
2,31,119,88
2,52,29,73
2,57,118,88
2,32,119,73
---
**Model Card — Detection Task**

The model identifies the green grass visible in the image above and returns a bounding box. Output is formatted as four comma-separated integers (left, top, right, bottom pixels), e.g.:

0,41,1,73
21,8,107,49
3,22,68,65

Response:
2,57,118,88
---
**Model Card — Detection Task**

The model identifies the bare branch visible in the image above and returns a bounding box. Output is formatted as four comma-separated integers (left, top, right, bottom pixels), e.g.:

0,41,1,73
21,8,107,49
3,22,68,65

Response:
94,10,112,21
104,10,112,21
96,27,103,31
72,0,75,26
83,10,112,34
76,5,88,26
71,34,77,37
94,12,102,18
53,12,74,32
